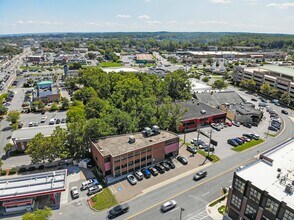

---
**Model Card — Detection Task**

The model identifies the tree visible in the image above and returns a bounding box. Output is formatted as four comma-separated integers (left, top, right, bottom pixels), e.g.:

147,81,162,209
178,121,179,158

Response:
22,207,52,220
66,101,85,123
6,111,20,124
87,52,96,60
270,88,279,98
60,97,70,110
280,92,291,105
73,87,98,104
247,79,256,91
212,79,228,90
26,133,49,163
0,159,3,170
69,62,82,70
260,82,271,95
33,100,45,110
4,143,13,153
50,102,59,111
202,77,210,83
0,104,8,116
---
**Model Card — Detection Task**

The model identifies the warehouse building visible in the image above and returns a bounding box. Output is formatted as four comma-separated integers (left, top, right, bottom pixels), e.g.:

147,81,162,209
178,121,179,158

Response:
90,127,179,178
135,53,155,64
33,81,60,103
224,139,294,220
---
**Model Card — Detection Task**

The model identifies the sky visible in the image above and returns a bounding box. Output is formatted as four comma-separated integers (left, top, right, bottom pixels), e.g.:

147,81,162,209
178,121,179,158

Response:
0,0,294,35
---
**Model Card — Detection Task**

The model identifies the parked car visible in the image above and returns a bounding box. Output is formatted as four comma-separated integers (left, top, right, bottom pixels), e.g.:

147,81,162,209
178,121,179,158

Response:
141,168,151,178
28,121,34,127
133,170,144,180
260,98,267,103
242,123,252,128
149,166,159,176
271,122,281,130
186,145,197,154
88,184,103,195
108,204,129,219
204,147,215,152
154,164,165,174
18,121,24,128
251,98,257,102
281,110,288,115
61,118,66,123
243,133,252,140
240,136,250,142
49,118,55,125
211,123,221,131
41,116,47,123
71,186,79,199
268,126,278,132
81,178,99,190
227,139,239,147
126,174,137,185
248,133,260,140
56,119,61,124
177,156,188,165
192,139,205,147
225,121,232,127
160,162,170,171
166,160,175,169
234,138,244,145
193,171,207,181
160,200,177,212
33,122,39,127
232,121,240,127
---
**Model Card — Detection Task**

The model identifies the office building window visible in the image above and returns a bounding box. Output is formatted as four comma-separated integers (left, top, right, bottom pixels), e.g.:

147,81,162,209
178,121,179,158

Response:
245,204,257,220
141,157,146,162
265,198,279,215
135,159,140,164
231,194,242,210
115,166,120,171
134,151,140,156
121,164,127,168
128,161,133,166
147,155,152,159
121,155,127,161
114,157,120,162
234,178,245,193
141,148,146,154
128,153,133,159
104,157,110,163
249,187,261,204
261,216,271,220
115,170,120,177
283,210,294,220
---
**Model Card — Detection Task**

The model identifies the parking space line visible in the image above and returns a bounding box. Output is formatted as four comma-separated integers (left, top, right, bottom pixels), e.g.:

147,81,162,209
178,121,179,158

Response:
201,192,209,197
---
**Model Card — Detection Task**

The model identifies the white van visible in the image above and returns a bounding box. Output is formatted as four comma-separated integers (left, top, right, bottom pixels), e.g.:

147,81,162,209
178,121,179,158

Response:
49,118,55,125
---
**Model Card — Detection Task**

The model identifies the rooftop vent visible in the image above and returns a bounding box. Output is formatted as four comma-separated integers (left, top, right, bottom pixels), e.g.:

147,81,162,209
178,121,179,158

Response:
285,184,294,194
129,135,135,144
201,110,206,114
277,168,281,172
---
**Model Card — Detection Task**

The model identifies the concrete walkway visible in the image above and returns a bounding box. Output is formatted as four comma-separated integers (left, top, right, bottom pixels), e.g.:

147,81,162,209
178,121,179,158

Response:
207,196,227,220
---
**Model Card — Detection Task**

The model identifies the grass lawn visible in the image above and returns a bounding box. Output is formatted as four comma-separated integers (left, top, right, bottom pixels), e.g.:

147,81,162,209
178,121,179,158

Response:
264,133,277,137
231,139,265,152
218,205,226,215
209,196,226,207
90,188,117,211
98,62,122,67
197,150,220,163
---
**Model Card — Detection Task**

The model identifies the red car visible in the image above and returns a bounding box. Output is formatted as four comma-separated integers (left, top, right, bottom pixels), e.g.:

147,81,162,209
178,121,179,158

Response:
226,121,232,127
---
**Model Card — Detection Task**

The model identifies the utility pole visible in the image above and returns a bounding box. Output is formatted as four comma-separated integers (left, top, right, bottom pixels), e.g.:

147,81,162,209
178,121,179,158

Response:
180,207,185,220
208,129,212,157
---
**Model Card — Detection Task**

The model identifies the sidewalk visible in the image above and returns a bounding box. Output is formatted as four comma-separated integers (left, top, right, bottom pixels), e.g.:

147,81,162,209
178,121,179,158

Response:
207,196,227,220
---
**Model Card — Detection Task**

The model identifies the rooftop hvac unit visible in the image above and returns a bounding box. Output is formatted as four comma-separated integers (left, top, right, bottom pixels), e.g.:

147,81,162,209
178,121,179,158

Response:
201,110,206,114
129,135,135,144
285,184,294,194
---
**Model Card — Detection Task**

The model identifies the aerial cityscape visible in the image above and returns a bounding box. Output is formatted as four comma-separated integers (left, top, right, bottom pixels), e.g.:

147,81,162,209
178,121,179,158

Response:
0,0,293,220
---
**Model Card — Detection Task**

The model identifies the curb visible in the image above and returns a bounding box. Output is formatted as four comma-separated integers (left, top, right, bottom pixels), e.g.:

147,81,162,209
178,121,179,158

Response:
206,194,228,220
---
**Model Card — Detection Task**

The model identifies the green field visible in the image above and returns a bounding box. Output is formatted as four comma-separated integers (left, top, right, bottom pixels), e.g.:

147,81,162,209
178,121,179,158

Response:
231,139,265,152
98,62,122,67
90,188,117,210
197,150,220,162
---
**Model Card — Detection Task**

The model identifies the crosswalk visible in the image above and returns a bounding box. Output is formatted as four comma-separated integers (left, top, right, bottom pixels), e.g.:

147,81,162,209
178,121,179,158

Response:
187,210,210,220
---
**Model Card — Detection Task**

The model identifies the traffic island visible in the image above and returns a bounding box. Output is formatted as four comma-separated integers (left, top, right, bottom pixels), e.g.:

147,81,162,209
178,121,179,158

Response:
88,188,118,211
231,139,265,152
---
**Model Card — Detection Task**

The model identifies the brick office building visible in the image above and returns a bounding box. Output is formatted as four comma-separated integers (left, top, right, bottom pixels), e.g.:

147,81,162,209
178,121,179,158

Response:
224,139,294,220
90,129,179,178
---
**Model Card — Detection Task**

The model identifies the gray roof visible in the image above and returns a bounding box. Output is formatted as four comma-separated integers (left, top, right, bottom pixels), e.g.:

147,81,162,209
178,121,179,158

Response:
12,124,67,140
0,169,67,201
195,91,245,107
228,103,262,116
180,101,225,120
262,65,294,78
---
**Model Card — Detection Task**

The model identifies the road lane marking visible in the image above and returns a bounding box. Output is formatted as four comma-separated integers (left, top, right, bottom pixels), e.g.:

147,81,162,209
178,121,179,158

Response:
201,192,209,197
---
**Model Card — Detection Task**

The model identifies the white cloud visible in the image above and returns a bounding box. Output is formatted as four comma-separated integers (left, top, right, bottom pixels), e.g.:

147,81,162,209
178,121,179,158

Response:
210,0,231,4
138,15,150,19
198,20,229,24
266,2,294,9
15,20,62,25
116,14,131,18
16,20,24,24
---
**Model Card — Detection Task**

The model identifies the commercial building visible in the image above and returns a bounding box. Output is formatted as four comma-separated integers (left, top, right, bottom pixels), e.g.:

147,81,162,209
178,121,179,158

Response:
178,100,227,132
135,53,155,64
33,81,60,103
0,170,67,215
26,55,43,63
11,124,67,151
225,139,294,220
233,65,294,104
90,129,179,178
219,102,263,124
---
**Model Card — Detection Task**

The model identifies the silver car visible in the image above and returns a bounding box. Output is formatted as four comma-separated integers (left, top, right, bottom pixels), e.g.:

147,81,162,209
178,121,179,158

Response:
161,200,177,212
126,174,137,185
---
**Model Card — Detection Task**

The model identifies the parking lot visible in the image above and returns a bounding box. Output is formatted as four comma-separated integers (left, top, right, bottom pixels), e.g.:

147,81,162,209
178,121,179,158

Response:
109,147,210,203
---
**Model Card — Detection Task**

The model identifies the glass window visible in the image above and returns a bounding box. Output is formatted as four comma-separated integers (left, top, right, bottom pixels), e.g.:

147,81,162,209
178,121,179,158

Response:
234,178,245,193
134,151,140,156
261,216,270,220
121,155,127,161
115,166,120,171
245,204,257,220
115,170,120,177
141,157,146,162
265,198,279,215
135,159,140,164
231,194,242,210
147,155,152,159
104,157,110,163
128,161,133,166
121,164,127,168
141,148,146,154
128,153,133,159
283,209,294,220
249,187,261,204
122,170,127,175
114,157,120,162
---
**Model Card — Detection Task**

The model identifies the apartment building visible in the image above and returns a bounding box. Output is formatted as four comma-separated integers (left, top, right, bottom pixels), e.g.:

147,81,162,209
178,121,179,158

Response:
233,65,294,104
224,139,294,220
90,129,179,178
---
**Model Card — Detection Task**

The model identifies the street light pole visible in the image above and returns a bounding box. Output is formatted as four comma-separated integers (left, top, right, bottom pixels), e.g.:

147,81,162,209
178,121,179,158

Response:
180,207,185,220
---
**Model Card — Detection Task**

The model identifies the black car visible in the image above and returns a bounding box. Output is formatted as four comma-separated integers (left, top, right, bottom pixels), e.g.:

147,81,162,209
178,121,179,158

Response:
281,110,288,115
268,126,278,132
177,156,188,165
56,119,61,124
193,171,207,181
154,164,165,174
141,168,151,178
148,166,158,176
166,160,175,169
242,123,252,128
271,122,281,129
160,162,170,171
251,98,257,102
108,204,129,219
61,118,66,123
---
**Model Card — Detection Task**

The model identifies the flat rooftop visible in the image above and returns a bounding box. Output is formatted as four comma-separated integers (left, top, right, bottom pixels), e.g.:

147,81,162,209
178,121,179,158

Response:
237,139,294,209
102,67,138,73
12,124,67,140
136,53,154,61
188,51,244,56
0,170,67,201
92,130,178,157
262,65,294,78
180,100,225,120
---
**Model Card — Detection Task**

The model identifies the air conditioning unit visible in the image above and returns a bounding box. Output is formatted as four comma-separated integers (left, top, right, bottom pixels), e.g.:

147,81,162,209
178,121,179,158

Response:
129,135,135,143
285,184,294,194
201,110,206,114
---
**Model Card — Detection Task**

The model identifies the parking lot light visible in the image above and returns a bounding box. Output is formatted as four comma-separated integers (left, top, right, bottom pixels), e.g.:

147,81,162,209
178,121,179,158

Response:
180,207,185,220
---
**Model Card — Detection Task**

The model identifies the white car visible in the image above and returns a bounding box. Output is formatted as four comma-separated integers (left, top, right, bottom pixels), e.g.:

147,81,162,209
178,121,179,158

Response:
28,121,34,127
127,174,137,185
81,178,99,190
71,186,79,199
41,116,47,123
87,185,103,195
161,200,177,212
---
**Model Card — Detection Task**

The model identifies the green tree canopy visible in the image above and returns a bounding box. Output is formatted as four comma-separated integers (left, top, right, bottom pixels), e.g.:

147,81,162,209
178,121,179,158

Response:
6,110,20,124
280,92,291,105
212,79,228,89
22,207,52,220
260,82,271,95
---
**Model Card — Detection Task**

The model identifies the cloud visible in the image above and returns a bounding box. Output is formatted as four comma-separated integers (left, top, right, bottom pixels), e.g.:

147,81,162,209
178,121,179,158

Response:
16,20,24,24
210,0,231,4
198,20,229,24
116,14,131,18
145,20,161,25
138,15,150,19
266,2,294,9
15,20,62,25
